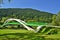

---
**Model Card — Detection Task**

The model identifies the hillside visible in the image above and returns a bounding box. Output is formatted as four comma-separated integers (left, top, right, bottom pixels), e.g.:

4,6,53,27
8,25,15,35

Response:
0,8,54,24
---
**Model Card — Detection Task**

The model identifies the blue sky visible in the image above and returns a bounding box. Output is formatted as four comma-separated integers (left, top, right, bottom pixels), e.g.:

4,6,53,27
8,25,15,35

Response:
0,0,60,14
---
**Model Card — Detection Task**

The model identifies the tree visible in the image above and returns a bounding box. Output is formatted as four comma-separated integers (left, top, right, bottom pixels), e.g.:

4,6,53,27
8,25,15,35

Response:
0,8,54,25
52,15,57,25
55,11,60,26
8,0,11,2
0,0,3,4
0,0,11,4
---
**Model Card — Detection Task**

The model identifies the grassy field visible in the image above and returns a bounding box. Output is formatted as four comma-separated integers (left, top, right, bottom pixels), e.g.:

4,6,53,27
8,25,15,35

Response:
0,29,60,40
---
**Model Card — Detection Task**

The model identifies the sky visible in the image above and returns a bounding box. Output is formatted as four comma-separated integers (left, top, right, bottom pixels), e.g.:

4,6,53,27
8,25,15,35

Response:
0,0,60,14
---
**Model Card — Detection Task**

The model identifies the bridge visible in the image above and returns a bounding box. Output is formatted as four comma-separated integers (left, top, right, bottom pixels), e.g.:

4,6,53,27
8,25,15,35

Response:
1,18,60,34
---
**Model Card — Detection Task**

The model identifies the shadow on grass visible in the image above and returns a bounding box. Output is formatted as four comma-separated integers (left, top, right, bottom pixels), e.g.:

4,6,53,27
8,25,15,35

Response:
0,33,60,40
0,33,45,40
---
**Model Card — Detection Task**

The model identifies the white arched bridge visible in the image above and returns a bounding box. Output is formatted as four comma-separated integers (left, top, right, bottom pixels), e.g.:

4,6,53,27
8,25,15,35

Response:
1,18,60,33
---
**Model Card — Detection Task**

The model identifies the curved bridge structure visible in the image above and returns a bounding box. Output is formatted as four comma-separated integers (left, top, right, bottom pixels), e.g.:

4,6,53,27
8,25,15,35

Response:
1,18,44,33
2,18,35,31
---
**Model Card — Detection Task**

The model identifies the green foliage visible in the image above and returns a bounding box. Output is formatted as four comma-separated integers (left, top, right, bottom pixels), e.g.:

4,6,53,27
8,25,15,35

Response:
52,15,57,25
51,11,60,26
52,11,60,26
0,8,54,25
55,11,60,25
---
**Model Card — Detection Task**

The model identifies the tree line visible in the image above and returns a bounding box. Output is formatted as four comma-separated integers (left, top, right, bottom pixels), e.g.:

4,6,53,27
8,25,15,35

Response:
0,8,54,25
0,8,60,26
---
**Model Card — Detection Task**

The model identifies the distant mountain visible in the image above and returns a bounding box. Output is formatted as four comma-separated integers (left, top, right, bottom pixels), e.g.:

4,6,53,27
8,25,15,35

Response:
0,8,54,23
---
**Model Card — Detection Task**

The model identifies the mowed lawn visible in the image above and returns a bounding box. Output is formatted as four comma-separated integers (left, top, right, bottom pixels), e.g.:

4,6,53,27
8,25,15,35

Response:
0,29,34,35
0,29,60,40
0,29,44,40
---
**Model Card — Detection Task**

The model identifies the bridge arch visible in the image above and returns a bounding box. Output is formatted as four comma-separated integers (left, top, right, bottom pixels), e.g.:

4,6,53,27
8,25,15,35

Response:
1,18,47,33
2,18,34,31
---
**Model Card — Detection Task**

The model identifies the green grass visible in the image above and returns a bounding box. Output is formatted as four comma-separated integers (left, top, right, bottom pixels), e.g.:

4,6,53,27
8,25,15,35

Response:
0,29,34,35
0,29,45,40
0,29,60,40
0,26,60,40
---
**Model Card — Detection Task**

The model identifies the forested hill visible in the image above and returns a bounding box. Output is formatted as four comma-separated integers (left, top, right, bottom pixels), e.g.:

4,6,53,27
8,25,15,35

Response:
0,8,54,23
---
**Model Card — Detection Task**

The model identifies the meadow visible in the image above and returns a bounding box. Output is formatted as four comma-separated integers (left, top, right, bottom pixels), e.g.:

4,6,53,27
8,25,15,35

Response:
0,29,60,40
